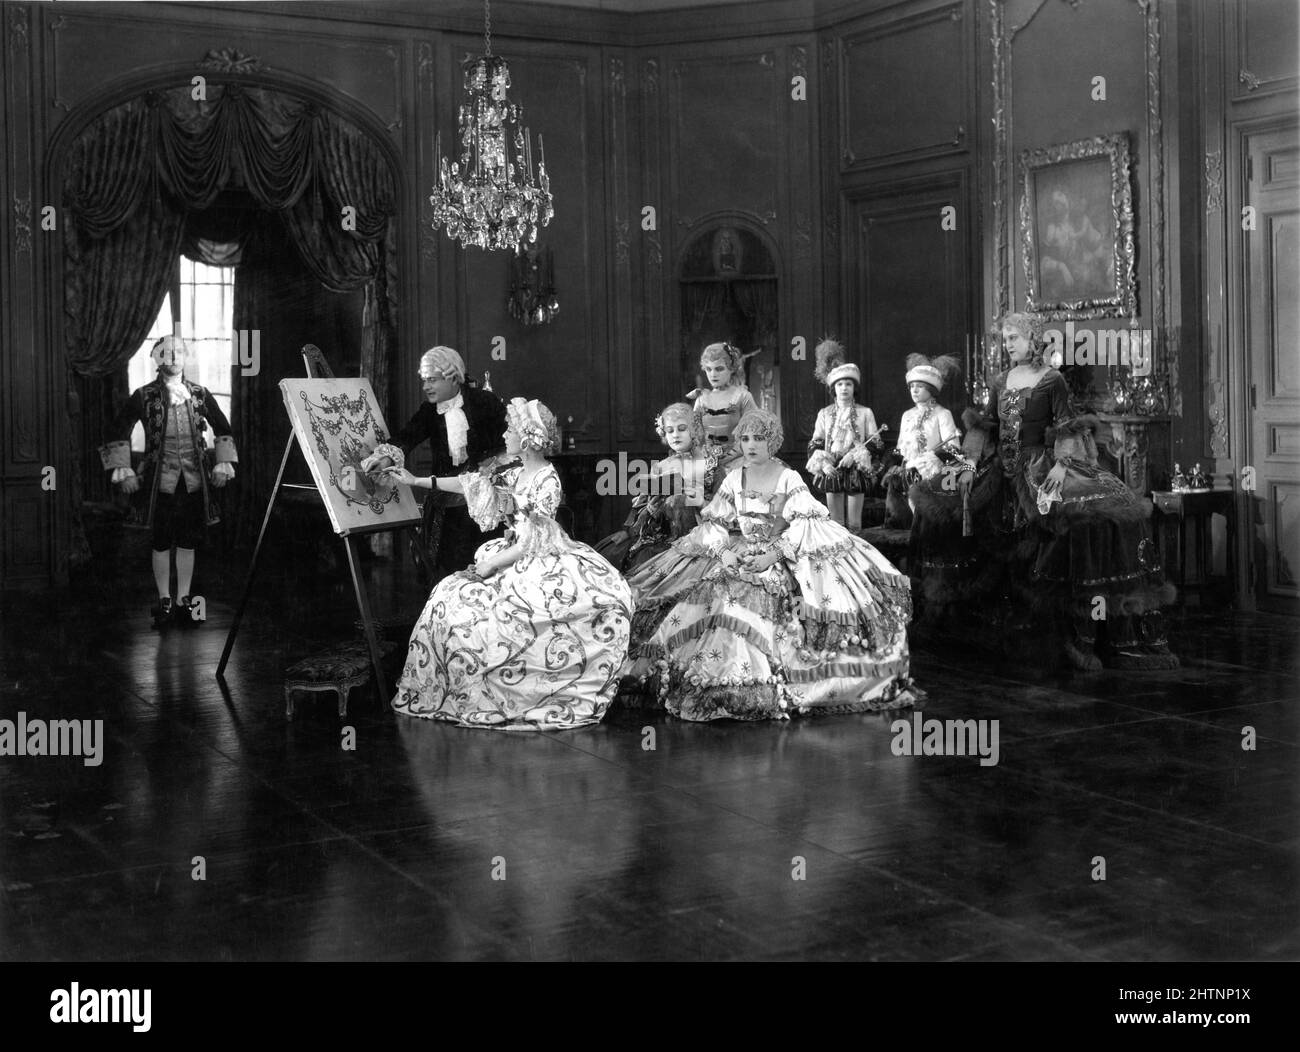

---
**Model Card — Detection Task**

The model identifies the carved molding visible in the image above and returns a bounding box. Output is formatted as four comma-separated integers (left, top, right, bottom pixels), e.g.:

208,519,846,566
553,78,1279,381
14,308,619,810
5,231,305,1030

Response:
198,48,266,74
791,45,806,79
418,41,432,77
643,58,659,94
1208,377,1229,459
991,0,1010,318
1205,149,1223,213
614,217,630,265
13,194,32,255
610,57,625,95
793,209,812,263
1141,0,1165,343
9,6,28,54
1238,69,1260,91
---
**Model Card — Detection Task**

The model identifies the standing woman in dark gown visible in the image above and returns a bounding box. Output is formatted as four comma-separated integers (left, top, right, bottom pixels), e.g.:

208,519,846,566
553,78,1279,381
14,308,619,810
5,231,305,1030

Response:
909,311,1177,670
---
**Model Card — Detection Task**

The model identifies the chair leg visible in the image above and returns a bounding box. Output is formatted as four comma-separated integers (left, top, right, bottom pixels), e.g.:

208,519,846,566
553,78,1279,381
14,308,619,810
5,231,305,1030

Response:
337,686,348,719
285,690,296,719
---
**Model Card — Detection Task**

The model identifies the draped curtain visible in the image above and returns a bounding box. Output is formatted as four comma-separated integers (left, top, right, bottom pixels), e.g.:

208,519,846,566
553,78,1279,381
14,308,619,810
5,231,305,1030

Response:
61,81,398,551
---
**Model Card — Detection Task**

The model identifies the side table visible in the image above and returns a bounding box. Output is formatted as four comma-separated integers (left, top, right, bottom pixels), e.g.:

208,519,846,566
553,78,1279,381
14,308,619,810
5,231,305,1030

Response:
1150,489,1238,605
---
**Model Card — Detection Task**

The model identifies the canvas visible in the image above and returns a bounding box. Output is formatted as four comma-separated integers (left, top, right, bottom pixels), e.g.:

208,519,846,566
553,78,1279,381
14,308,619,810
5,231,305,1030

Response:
279,378,422,535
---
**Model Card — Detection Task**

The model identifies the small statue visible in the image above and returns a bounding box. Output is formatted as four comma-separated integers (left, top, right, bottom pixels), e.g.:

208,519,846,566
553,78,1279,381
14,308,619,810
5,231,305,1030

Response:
1171,463,1188,492
1189,463,1209,490
483,370,493,392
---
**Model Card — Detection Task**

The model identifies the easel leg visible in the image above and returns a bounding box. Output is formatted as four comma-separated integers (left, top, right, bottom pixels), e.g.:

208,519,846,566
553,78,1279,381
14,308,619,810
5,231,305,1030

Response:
217,431,296,679
408,524,435,580
346,534,390,701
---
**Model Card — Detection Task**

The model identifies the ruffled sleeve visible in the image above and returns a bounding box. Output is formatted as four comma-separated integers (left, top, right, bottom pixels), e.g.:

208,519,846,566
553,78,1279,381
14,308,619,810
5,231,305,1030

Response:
671,468,738,556
461,464,514,531
808,406,828,452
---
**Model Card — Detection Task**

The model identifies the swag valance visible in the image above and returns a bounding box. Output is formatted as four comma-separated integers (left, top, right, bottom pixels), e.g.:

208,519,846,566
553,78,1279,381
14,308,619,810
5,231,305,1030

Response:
62,82,398,380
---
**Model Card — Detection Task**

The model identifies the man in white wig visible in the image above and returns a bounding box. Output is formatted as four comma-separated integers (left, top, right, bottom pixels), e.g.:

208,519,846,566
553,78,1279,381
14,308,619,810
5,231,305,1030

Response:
362,345,507,581
101,335,238,628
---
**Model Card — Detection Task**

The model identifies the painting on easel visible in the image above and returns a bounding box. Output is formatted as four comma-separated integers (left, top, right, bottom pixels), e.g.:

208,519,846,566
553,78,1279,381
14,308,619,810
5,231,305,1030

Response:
279,378,422,535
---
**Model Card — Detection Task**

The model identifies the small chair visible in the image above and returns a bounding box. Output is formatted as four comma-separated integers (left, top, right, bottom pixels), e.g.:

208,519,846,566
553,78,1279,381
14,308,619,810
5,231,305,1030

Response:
284,640,396,718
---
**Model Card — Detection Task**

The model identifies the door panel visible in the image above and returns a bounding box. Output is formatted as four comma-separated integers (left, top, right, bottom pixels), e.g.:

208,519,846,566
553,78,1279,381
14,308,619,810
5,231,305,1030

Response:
1247,125,1300,607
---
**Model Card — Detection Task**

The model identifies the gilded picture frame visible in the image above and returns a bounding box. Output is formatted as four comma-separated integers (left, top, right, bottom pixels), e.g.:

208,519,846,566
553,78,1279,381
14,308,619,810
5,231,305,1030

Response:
1018,131,1137,321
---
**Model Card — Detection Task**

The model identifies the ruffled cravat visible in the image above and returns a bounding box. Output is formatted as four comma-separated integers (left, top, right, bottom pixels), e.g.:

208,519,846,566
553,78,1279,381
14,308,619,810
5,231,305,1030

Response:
437,392,469,467
163,375,190,407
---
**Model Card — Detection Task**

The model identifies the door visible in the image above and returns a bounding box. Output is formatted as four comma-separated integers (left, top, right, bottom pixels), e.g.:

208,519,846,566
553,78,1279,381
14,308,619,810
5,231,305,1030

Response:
1246,124,1300,611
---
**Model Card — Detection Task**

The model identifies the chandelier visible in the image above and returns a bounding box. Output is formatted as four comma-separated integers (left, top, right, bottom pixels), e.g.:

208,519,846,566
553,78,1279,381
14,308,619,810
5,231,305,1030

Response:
429,0,554,252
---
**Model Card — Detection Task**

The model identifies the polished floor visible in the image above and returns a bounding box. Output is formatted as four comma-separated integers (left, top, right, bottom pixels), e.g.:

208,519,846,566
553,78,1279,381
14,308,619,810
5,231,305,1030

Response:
1,542,1297,962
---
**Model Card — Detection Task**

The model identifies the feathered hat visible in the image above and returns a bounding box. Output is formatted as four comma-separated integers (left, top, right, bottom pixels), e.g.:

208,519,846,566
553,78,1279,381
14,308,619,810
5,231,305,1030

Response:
905,353,960,393
814,338,860,389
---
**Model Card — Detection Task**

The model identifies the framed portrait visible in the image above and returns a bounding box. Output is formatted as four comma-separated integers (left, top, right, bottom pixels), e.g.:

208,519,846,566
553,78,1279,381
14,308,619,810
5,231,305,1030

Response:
1018,132,1136,320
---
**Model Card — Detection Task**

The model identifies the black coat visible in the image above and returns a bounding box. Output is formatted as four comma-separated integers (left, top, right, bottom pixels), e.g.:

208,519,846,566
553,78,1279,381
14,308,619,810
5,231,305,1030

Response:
393,385,507,476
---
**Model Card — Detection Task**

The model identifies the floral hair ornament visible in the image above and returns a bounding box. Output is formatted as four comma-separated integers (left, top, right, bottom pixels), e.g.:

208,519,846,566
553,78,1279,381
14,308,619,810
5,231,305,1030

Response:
653,402,705,447
507,397,560,453
734,407,784,452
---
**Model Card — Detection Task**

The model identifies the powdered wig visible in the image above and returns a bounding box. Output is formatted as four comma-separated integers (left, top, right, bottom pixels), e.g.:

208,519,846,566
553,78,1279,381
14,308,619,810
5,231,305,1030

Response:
734,407,784,453
654,402,705,448
699,341,745,379
999,311,1046,361
420,345,466,384
506,397,560,453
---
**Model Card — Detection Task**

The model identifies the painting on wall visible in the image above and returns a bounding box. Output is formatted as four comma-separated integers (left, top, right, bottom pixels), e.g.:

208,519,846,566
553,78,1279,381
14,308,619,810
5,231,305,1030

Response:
1019,131,1137,320
279,378,422,536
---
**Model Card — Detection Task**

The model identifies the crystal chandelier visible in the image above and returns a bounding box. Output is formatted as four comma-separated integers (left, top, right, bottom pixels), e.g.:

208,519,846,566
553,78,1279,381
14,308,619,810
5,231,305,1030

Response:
429,0,554,252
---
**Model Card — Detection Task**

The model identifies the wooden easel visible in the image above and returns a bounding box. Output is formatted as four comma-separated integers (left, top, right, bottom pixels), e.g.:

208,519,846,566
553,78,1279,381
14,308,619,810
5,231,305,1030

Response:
216,345,433,700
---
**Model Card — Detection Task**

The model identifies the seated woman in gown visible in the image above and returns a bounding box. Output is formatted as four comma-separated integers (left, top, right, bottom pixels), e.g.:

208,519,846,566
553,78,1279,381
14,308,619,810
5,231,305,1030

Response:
908,311,1177,671
595,402,721,573
616,408,920,722
692,342,759,469
384,398,634,729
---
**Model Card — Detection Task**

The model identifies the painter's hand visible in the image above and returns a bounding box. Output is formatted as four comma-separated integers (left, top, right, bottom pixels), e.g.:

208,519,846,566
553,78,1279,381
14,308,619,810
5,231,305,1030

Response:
382,466,421,488
119,474,141,495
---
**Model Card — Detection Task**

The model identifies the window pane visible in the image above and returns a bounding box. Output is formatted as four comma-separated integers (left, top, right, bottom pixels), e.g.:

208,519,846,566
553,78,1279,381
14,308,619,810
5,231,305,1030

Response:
123,257,235,450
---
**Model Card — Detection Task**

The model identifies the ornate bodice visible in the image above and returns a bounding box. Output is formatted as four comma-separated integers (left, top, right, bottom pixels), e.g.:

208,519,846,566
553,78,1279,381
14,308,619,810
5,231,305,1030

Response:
694,386,758,449
993,369,1071,472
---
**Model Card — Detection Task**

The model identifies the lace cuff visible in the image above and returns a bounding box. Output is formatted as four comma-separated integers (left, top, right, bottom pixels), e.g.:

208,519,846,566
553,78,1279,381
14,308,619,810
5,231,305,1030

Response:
462,470,506,531
213,434,239,464
100,440,131,472
110,467,135,483
371,442,404,469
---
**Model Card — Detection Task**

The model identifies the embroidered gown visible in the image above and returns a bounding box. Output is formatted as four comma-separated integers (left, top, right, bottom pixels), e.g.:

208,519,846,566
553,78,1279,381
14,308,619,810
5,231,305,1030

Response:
617,464,919,721
393,462,634,729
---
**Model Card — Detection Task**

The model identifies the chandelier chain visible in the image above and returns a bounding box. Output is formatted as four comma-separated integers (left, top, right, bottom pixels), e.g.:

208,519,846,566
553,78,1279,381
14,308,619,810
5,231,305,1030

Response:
484,0,491,57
